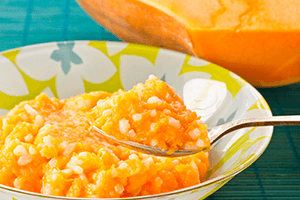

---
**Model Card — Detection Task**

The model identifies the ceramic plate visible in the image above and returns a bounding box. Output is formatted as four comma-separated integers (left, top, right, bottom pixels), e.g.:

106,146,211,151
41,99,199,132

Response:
0,41,273,200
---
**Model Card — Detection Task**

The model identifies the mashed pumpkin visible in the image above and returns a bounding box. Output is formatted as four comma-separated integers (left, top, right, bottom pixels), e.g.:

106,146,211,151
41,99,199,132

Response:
0,76,210,198
88,75,210,152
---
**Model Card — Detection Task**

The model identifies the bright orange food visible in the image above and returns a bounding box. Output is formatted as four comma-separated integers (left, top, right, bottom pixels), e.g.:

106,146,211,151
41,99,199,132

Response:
88,75,210,152
0,81,210,198
77,0,300,86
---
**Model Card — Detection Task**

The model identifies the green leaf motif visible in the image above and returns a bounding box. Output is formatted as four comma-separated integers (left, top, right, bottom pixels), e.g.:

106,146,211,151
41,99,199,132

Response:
86,42,160,93
206,127,268,178
197,181,228,200
248,98,271,111
180,55,247,98
86,41,123,93
0,50,58,110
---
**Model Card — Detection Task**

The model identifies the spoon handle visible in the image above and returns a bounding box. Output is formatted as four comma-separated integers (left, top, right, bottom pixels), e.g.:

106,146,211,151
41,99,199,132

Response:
209,115,300,145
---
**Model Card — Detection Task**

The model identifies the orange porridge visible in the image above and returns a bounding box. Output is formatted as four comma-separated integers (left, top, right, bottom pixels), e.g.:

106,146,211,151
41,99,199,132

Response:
88,75,210,152
0,77,210,198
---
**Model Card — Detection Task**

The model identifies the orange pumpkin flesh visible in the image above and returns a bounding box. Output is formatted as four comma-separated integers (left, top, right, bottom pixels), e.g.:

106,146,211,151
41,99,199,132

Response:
78,0,300,87
190,30,300,87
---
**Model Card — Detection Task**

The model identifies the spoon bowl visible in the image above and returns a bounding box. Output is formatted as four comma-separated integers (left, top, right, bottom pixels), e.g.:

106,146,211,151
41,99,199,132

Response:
92,115,300,157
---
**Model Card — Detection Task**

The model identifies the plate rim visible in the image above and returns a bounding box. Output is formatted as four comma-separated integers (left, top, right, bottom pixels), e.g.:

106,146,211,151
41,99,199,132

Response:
0,40,273,199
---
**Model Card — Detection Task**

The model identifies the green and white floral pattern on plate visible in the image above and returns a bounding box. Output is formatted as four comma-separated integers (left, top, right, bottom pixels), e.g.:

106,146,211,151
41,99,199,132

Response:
0,41,272,200
15,41,117,99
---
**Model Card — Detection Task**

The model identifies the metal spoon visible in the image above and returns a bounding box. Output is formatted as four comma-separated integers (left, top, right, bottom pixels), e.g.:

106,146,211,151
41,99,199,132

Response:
92,115,300,157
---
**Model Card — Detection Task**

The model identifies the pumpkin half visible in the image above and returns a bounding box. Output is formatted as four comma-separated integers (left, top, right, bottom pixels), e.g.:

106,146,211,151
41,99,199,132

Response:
77,0,300,87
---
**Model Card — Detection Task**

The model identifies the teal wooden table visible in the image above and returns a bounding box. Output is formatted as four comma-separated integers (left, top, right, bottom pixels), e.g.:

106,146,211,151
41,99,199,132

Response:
1,0,299,199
